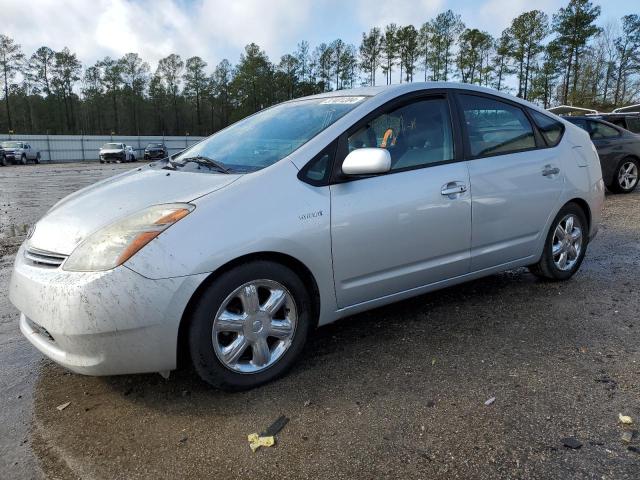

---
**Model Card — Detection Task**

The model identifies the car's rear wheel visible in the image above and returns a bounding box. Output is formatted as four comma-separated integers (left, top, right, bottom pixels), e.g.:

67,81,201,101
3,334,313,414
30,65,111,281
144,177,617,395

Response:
609,157,639,194
34,153,40,164
0,154,6,166
20,154,27,165
529,203,588,281
188,260,312,390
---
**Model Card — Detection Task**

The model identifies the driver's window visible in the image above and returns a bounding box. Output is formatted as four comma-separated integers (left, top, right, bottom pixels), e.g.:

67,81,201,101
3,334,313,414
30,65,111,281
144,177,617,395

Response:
347,98,454,171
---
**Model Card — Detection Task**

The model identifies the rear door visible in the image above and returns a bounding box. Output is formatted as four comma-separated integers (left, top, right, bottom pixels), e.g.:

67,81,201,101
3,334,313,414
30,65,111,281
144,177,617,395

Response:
586,120,626,183
454,92,565,271
330,93,472,308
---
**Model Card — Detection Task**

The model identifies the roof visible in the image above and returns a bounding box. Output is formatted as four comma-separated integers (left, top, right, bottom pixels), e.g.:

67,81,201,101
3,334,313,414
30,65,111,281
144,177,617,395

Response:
299,82,541,106
548,105,599,115
611,104,640,114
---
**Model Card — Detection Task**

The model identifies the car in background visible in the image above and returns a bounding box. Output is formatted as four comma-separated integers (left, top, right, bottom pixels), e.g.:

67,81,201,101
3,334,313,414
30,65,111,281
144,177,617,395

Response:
99,143,136,163
565,116,639,193
587,113,640,135
0,141,40,165
126,145,137,162
144,143,168,160
10,83,604,390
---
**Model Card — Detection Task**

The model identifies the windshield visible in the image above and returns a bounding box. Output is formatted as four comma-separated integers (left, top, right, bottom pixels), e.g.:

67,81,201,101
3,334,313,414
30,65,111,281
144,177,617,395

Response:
101,143,122,149
2,141,21,148
171,96,367,173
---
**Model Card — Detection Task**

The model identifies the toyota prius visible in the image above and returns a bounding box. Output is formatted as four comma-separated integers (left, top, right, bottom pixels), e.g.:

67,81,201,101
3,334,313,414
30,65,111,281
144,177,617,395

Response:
10,83,604,390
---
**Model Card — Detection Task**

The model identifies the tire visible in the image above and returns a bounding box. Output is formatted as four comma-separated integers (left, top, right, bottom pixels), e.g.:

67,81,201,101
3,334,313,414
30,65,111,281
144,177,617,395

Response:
20,154,27,165
0,154,6,167
34,153,40,164
608,157,639,194
131,155,136,162
529,202,588,281
99,159,105,164
188,260,313,391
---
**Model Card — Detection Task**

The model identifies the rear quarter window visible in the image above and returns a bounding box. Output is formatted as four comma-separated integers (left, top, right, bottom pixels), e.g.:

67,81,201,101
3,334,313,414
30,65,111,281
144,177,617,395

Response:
625,117,640,134
529,110,565,147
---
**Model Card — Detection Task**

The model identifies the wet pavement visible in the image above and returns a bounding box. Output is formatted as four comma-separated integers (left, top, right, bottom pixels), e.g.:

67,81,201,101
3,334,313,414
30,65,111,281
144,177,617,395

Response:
0,163,135,479
1,162,639,479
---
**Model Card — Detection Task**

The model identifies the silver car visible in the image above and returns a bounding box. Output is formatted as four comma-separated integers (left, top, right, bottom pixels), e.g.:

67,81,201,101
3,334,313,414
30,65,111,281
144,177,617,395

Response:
9,83,604,390
1,141,41,165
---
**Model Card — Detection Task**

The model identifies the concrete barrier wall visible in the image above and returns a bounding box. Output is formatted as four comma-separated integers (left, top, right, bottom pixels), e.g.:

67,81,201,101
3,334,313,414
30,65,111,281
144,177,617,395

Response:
0,134,207,163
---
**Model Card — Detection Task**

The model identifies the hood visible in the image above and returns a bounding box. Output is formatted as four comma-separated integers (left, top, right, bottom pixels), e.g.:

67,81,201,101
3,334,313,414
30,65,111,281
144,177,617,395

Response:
100,148,124,153
29,166,241,255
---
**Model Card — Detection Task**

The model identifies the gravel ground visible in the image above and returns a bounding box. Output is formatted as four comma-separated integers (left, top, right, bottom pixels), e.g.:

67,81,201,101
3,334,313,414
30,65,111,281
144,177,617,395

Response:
1,162,639,479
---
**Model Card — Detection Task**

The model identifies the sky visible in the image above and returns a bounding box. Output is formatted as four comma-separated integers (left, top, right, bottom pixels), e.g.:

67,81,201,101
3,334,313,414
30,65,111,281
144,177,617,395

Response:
1,0,635,71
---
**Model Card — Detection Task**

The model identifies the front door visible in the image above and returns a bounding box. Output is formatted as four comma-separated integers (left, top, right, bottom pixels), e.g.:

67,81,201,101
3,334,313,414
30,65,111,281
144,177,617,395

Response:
330,95,472,308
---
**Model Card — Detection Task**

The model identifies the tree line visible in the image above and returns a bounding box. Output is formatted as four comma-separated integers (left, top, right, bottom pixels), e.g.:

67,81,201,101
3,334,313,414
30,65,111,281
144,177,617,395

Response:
0,0,638,137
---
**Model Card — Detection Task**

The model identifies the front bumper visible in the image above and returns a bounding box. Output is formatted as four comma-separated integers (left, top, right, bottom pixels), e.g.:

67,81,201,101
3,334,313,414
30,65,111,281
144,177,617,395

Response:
9,244,207,376
100,152,125,161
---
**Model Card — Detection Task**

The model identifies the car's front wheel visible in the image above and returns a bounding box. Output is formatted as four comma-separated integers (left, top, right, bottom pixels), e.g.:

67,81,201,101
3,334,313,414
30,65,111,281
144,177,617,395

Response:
188,260,313,390
0,154,6,166
529,203,588,281
609,157,639,194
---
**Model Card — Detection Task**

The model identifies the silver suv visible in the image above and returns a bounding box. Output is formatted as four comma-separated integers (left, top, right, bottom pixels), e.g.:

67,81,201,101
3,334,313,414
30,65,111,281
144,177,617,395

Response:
99,143,136,163
1,141,40,165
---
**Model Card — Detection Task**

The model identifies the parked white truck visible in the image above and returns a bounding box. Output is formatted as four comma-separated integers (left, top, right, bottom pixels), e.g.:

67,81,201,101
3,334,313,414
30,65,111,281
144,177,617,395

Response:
0,141,41,165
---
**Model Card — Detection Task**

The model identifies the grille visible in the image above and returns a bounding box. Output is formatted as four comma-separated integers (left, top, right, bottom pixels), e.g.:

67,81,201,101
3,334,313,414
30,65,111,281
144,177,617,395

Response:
24,247,67,268
102,152,124,159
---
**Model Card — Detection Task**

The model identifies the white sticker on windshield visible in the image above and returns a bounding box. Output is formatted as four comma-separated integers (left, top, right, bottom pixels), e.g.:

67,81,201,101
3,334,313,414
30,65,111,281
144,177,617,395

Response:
320,96,365,105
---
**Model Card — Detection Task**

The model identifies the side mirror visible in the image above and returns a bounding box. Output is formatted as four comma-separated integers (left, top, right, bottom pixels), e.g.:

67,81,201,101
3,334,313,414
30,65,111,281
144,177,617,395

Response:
342,148,391,176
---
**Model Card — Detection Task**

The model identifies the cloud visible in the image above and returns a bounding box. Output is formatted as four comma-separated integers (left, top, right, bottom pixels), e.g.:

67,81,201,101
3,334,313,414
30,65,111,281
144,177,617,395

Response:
0,0,629,74
468,0,558,34
352,0,445,29
1,0,313,69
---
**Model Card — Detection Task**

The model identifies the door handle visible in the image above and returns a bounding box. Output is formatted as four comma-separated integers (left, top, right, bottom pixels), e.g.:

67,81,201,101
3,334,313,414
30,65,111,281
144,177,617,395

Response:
542,165,560,176
441,181,467,197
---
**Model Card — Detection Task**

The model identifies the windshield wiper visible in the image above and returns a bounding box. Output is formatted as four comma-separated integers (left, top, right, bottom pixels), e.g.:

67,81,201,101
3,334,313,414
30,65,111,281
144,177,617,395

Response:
172,155,231,173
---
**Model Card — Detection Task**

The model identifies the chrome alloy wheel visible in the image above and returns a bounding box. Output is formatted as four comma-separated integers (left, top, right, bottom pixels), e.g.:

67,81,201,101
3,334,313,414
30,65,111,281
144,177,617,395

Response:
212,280,297,373
552,214,583,271
618,161,638,190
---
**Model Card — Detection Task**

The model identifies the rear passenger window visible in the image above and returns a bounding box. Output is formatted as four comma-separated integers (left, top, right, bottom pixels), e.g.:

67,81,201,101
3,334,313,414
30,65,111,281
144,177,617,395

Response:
529,110,564,147
459,94,535,158
589,121,619,139
347,98,454,171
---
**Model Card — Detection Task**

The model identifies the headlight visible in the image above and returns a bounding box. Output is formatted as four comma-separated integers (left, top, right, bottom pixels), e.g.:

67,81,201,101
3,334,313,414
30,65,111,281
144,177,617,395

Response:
63,203,194,272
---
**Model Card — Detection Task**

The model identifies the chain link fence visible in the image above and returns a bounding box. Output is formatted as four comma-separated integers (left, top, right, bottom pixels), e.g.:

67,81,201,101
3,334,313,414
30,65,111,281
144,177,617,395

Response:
0,134,207,163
